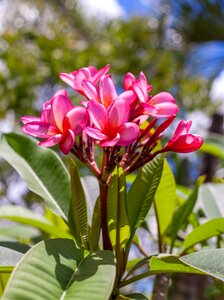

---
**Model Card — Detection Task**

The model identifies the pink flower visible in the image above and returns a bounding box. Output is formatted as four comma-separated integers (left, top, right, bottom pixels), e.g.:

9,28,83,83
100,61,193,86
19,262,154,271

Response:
21,90,89,154
83,74,136,108
163,120,203,153
85,99,139,147
59,65,110,97
124,71,179,118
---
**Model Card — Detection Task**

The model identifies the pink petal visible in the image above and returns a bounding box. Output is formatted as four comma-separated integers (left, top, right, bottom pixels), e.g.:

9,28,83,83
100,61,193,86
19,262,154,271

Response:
53,89,68,98
99,75,117,108
59,73,76,89
139,72,148,93
117,122,139,146
173,120,192,138
99,133,120,147
39,134,63,148
82,80,100,102
21,116,41,125
92,64,110,83
118,90,137,106
87,100,107,130
85,127,108,140
151,102,179,117
165,134,203,153
149,92,176,105
137,102,158,117
132,82,148,103
63,107,89,135
59,129,75,155
52,95,74,132
24,122,58,138
124,72,136,90
108,99,130,130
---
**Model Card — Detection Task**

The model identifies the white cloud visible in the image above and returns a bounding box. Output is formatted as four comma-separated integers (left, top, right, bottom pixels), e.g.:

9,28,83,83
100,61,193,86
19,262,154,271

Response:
78,0,126,21
210,70,224,114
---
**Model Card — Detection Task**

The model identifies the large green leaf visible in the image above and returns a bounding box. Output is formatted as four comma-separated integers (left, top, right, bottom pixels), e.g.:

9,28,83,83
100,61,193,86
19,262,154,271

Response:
199,183,224,218
69,157,88,248
167,177,203,248
154,159,176,236
0,205,71,238
2,239,116,300
120,254,203,287
0,133,71,220
182,218,224,252
0,247,23,273
127,154,164,238
0,224,39,242
108,166,130,249
180,249,224,282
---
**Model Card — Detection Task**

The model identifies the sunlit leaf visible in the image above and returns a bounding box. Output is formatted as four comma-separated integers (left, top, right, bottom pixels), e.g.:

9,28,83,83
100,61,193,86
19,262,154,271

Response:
2,239,116,300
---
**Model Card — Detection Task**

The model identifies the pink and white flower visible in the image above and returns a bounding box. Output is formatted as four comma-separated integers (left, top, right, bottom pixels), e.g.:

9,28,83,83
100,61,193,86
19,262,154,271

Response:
59,65,110,97
21,90,89,154
85,99,139,147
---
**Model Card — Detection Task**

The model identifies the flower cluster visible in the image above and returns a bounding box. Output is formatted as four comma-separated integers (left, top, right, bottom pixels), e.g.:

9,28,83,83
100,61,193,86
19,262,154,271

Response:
22,65,203,175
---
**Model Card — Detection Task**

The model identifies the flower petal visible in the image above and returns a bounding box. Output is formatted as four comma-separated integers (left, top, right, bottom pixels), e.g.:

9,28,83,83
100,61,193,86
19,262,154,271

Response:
21,116,41,125
39,134,63,147
117,122,139,146
59,129,75,155
85,127,108,140
99,75,117,108
124,72,136,90
165,134,203,153
82,80,100,102
151,102,179,117
63,107,89,135
52,95,74,131
87,100,107,130
92,64,110,83
24,122,58,138
149,92,176,105
108,99,130,130
59,73,76,89
99,133,120,147
173,120,192,138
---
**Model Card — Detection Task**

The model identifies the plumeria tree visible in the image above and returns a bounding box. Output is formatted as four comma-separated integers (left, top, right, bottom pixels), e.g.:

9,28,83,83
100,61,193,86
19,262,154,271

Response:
0,65,223,300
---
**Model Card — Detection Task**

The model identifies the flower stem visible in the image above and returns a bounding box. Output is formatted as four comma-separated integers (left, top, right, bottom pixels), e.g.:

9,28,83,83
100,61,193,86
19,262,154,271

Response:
99,180,112,250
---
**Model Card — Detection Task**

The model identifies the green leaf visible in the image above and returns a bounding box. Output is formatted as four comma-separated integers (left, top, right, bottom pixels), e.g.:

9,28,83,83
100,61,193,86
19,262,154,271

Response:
89,196,101,252
81,175,99,225
2,239,116,300
118,293,148,300
199,183,224,218
154,159,176,236
0,247,23,273
0,273,10,296
0,224,39,242
149,255,203,275
127,154,164,239
200,134,224,159
0,242,30,254
180,249,224,281
120,254,204,287
183,218,224,252
0,205,71,238
167,177,203,247
69,157,88,248
0,133,71,220
108,166,130,249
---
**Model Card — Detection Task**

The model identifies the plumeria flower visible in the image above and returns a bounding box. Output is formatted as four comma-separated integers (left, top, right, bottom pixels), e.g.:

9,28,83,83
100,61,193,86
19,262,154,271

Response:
124,71,179,118
59,64,110,97
163,120,203,153
85,99,139,147
21,90,89,154
82,74,136,108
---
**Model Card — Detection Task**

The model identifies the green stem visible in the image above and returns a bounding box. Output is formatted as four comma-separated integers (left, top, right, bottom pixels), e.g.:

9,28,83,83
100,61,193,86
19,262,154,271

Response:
119,270,152,287
154,202,163,253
